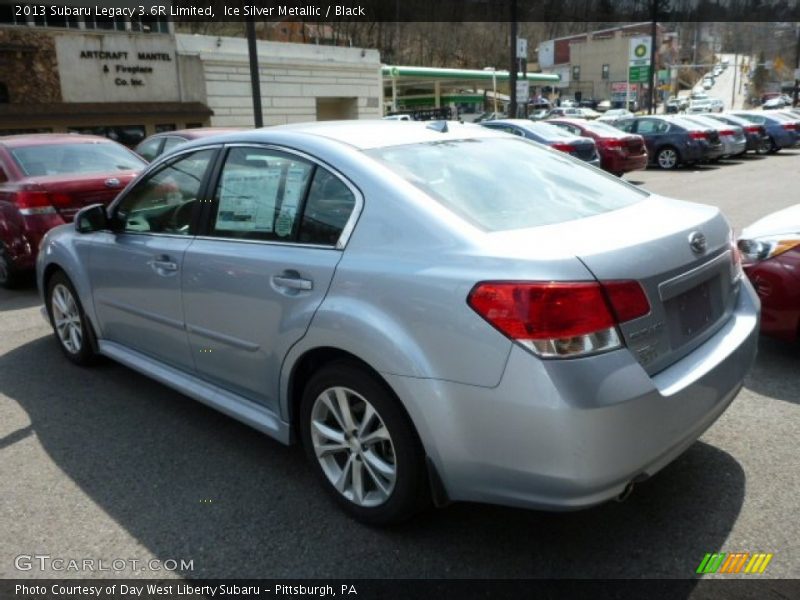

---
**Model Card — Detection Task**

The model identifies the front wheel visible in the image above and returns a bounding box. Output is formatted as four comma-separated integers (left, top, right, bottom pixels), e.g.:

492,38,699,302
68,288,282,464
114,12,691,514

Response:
656,146,679,170
46,271,98,366
300,361,430,525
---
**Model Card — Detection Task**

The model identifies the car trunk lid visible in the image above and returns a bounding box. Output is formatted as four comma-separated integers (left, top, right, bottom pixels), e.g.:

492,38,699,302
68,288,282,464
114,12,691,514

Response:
23,171,138,222
485,195,741,375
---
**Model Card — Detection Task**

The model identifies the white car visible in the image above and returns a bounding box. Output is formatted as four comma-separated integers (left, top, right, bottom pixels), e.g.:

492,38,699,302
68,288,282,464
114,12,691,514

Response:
709,98,725,112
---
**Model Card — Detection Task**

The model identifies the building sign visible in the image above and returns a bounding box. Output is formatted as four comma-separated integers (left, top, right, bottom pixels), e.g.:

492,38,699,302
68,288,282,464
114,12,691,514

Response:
629,36,651,66
611,81,638,100
629,65,651,83
55,34,181,103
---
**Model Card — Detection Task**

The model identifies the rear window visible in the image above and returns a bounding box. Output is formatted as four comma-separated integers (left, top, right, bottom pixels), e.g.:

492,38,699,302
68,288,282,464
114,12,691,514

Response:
366,138,648,232
11,142,145,177
580,121,629,136
526,123,576,141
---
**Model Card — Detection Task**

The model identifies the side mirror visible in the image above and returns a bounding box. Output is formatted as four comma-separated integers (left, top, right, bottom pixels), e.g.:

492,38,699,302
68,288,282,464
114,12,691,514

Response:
75,204,109,234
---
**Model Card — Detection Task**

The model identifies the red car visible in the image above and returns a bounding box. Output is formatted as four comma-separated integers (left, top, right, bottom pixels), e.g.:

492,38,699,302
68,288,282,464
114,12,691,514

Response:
738,204,800,342
135,127,246,162
547,118,648,176
0,134,145,288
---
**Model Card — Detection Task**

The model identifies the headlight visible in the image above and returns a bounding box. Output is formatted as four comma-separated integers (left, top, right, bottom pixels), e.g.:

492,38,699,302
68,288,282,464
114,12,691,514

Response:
737,236,800,262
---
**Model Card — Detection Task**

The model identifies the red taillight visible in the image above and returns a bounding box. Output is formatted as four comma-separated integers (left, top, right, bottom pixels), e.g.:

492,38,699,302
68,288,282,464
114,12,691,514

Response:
744,125,761,134
719,129,735,136
689,131,708,140
603,139,624,149
551,142,575,153
467,280,650,357
782,123,797,131
15,191,54,211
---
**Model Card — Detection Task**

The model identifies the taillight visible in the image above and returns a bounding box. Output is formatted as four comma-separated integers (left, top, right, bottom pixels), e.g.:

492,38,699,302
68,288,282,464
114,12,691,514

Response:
719,129,735,136
15,191,57,216
688,131,708,140
782,123,797,131
550,142,575,153
744,125,760,134
467,280,650,358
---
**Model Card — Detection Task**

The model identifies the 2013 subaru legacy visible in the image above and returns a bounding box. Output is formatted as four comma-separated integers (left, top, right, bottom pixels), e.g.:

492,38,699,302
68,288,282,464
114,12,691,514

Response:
36,121,759,524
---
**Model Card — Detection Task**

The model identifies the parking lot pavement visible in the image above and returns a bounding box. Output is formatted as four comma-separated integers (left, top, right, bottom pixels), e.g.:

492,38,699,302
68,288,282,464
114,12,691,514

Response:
1,153,798,581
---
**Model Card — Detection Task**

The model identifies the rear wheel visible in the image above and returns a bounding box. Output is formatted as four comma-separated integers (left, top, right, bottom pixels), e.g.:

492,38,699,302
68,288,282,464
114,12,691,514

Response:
46,271,98,366
0,246,21,289
768,137,781,153
656,146,679,169
756,138,771,155
299,361,430,525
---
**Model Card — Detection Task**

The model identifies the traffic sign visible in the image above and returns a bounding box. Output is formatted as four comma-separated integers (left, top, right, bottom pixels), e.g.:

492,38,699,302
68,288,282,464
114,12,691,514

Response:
516,80,530,99
516,38,527,59
629,65,651,83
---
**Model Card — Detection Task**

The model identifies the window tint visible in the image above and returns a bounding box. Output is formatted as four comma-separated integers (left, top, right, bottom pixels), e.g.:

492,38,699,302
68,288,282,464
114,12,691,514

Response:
299,168,357,245
367,138,647,232
136,137,163,162
211,147,314,242
116,149,214,235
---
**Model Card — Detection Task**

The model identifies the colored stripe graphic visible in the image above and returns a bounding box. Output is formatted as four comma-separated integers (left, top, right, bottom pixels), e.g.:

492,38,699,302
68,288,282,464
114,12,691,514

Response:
698,552,773,574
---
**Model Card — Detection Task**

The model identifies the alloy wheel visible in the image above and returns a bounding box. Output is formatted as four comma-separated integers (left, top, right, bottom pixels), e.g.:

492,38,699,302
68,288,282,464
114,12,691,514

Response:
657,148,677,169
310,386,397,507
50,283,83,354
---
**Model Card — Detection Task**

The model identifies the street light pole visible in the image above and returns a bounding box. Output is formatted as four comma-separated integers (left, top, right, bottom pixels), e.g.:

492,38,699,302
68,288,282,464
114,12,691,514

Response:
246,17,263,128
509,0,518,118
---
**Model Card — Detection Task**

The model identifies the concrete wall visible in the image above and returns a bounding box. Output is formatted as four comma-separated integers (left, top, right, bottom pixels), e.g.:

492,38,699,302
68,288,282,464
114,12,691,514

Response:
175,34,382,126
569,34,631,99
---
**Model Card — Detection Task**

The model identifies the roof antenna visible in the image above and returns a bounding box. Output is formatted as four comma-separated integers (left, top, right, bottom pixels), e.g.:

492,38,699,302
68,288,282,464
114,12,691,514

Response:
426,120,448,133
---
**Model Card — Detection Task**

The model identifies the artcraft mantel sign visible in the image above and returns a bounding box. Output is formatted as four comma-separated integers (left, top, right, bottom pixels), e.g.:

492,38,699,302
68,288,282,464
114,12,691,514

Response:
79,50,173,87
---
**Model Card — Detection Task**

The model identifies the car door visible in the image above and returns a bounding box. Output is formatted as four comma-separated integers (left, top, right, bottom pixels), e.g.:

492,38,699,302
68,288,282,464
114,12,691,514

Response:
89,148,217,372
632,118,662,156
181,145,360,412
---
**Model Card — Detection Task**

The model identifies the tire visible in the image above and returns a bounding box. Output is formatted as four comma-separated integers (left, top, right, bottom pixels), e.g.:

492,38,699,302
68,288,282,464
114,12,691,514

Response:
656,146,679,170
45,271,98,366
756,139,771,155
768,137,781,154
0,246,21,289
299,360,430,525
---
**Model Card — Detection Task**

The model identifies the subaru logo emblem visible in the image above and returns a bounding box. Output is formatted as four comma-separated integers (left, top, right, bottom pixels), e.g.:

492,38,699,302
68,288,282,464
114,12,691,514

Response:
105,177,121,188
689,231,706,254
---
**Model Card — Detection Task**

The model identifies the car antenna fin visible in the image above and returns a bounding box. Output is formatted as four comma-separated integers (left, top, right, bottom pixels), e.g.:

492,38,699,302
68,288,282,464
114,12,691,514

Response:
426,120,448,133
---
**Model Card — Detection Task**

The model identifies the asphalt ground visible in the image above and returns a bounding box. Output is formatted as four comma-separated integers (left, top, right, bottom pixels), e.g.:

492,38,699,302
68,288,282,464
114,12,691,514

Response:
1,150,798,581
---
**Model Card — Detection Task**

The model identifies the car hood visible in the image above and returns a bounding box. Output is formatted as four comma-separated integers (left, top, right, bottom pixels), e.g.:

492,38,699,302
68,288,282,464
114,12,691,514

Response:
740,204,800,239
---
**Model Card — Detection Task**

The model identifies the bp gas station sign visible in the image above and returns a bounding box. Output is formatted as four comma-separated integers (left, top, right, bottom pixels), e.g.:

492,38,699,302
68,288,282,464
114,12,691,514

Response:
628,36,651,83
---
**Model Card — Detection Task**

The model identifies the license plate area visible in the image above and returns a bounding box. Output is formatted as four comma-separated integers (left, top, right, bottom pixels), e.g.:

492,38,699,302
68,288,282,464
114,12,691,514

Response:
664,275,724,347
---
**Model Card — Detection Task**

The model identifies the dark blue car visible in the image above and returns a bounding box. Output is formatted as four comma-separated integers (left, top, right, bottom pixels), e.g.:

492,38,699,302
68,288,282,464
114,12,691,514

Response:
730,111,799,153
614,116,724,170
480,119,601,168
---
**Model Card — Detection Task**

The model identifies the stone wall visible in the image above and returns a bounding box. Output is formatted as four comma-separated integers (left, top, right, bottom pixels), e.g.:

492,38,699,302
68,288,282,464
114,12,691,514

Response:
0,28,61,103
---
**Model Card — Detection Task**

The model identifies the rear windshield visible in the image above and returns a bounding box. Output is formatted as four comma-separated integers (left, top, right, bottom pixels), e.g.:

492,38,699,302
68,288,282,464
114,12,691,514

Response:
366,137,648,232
526,122,576,141
11,142,145,177
579,121,629,136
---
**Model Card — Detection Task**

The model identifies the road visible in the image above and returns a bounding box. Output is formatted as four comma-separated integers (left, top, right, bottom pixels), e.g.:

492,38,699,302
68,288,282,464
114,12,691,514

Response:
1,152,799,581
675,53,748,111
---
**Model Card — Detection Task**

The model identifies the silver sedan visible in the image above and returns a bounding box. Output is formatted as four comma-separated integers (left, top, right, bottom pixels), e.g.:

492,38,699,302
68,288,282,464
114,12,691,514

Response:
37,121,759,524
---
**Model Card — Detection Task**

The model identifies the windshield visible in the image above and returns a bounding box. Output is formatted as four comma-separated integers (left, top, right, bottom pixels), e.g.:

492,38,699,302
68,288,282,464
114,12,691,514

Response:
366,138,648,232
11,142,145,177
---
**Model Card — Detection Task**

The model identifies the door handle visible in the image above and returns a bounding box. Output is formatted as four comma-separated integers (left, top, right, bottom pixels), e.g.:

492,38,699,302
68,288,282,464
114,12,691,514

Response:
147,256,179,275
271,275,313,291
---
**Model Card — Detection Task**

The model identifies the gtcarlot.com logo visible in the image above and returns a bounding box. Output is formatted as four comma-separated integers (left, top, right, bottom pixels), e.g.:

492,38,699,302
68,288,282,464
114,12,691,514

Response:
696,552,773,574
14,554,194,573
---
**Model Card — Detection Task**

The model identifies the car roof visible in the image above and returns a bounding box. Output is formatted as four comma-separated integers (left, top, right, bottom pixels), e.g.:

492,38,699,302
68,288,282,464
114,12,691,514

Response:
158,127,246,140
266,120,505,150
0,133,114,148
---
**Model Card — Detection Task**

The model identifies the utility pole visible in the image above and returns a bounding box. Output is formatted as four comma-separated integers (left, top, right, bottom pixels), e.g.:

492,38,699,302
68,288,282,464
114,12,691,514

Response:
509,0,518,118
246,18,263,128
794,23,799,107
731,53,738,109
648,0,658,114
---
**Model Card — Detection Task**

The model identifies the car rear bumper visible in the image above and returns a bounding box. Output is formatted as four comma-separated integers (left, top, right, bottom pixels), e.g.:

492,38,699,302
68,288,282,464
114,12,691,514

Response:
604,153,648,173
386,279,759,511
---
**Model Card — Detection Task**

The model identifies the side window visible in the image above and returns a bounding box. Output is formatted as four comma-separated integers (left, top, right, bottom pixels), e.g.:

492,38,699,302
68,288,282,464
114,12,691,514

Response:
299,167,357,246
135,137,163,162
616,120,634,133
115,149,214,235
657,121,671,133
211,147,314,242
161,136,187,155
637,120,657,134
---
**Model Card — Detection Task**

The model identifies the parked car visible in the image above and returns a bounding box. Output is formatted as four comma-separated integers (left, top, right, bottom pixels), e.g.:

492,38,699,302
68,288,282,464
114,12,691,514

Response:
688,98,713,114
614,116,724,169
730,111,799,153
681,115,747,157
709,98,725,112
706,113,770,154
0,134,145,288
36,121,759,524
596,100,612,112
135,128,246,162
481,119,600,167
762,97,787,110
597,108,634,124
547,117,648,176
473,111,505,123
738,204,800,342
665,97,682,114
